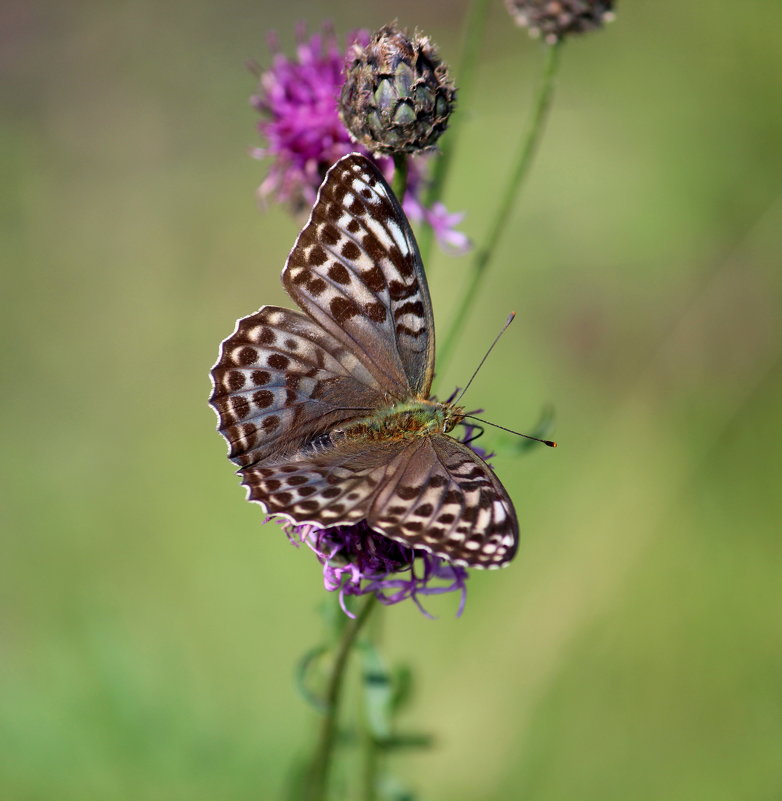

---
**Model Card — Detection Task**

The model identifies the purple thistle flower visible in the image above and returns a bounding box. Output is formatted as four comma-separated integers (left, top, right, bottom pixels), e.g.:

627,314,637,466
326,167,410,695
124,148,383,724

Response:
285,521,469,619
249,22,470,254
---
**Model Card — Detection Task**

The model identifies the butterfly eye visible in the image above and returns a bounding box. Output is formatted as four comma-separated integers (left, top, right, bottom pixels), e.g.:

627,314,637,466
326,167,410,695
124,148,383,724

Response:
442,407,463,434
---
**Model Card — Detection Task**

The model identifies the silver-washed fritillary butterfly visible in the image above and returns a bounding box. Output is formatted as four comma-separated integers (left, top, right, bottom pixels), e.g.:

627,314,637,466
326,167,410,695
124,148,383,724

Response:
209,154,518,568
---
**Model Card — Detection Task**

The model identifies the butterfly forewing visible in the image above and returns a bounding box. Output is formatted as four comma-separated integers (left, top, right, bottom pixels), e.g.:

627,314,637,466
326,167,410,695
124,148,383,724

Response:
283,155,435,398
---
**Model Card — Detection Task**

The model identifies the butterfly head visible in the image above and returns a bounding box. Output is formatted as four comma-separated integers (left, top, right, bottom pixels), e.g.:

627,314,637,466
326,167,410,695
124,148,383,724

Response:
441,401,466,434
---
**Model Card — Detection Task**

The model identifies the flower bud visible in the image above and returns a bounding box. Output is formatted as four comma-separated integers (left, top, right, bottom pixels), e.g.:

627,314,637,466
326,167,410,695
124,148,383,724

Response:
505,0,616,43
340,23,456,155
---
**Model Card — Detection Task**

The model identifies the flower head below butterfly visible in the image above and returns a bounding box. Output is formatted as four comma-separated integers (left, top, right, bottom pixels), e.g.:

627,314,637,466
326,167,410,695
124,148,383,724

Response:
210,152,520,613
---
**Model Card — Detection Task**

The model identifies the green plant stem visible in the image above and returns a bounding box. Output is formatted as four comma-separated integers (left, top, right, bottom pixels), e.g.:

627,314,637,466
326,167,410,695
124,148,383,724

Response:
392,153,408,202
418,0,493,267
436,42,562,387
360,611,383,801
305,595,378,801
361,727,379,801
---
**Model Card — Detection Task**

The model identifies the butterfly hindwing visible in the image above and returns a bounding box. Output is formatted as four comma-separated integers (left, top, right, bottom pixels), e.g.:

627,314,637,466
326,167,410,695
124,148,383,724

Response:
240,440,409,527
209,305,386,467
239,434,517,568
368,436,518,569
282,155,435,398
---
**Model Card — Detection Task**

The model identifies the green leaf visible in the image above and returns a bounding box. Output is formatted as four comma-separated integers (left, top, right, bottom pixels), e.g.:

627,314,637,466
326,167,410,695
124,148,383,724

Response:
294,645,329,712
390,663,414,712
376,733,435,751
378,773,419,801
360,642,393,740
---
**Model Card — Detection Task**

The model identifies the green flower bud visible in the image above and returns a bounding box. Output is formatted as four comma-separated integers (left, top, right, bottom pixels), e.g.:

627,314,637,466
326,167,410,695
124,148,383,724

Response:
340,23,456,155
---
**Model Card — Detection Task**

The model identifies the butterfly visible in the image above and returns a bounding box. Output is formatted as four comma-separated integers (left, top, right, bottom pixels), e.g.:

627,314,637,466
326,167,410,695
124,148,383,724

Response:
209,153,518,568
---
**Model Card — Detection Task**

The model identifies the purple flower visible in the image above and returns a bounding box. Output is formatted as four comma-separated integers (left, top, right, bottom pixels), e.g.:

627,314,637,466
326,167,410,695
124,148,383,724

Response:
249,23,470,254
284,521,468,619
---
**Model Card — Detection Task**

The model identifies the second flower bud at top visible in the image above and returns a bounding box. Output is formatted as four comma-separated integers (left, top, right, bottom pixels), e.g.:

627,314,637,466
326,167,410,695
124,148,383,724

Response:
340,24,456,155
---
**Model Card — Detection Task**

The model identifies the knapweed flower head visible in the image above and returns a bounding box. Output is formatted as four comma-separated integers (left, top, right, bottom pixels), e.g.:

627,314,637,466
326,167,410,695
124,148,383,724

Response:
250,23,469,253
505,0,616,43
340,23,456,155
286,521,468,619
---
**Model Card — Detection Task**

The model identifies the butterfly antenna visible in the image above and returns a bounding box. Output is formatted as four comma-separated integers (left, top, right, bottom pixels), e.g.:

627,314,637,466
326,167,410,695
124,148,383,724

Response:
454,312,516,405
463,414,557,447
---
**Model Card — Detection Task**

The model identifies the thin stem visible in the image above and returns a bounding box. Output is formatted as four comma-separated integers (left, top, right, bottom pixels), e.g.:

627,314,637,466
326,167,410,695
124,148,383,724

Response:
361,726,379,801
305,595,378,801
392,153,408,202
418,0,493,267
436,42,562,387
359,604,384,801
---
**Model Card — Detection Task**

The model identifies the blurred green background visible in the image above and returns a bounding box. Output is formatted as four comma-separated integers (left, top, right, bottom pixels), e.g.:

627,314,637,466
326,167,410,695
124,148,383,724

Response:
3,0,781,799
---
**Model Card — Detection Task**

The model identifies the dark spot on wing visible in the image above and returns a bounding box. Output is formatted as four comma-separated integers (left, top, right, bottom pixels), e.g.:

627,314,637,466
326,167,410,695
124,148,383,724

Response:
232,396,250,419
309,245,328,266
268,354,290,370
396,323,426,338
388,280,418,301
341,240,361,261
259,327,276,345
330,296,360,322
362,232,384,262
227,371,245,391
393,300,424,319
360,265,387,292
253,390,274,409
238,346,257,366
320,224,340,246
291,267,311,285
262,415,279,432
389,244,415,278
365,302,387,322
328,264,351,284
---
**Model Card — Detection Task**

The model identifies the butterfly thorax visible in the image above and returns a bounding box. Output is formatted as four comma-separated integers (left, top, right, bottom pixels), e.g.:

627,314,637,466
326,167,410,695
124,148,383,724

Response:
337,399,465,444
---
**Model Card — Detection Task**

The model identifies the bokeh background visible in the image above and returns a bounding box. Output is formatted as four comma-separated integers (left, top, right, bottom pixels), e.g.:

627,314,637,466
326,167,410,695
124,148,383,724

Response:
3,1,781,799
